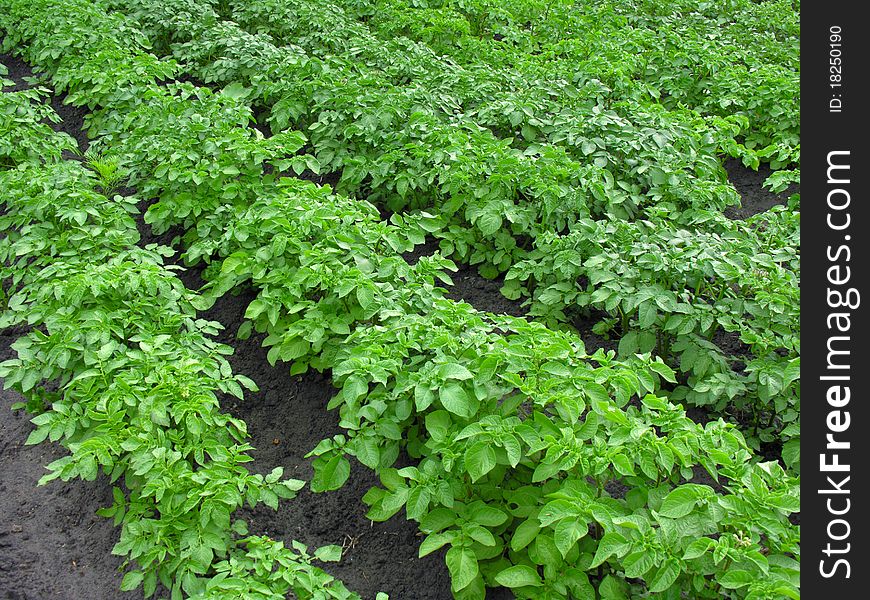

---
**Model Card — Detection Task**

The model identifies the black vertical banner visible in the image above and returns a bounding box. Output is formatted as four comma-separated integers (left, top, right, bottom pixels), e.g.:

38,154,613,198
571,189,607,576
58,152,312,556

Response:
803,1,869,596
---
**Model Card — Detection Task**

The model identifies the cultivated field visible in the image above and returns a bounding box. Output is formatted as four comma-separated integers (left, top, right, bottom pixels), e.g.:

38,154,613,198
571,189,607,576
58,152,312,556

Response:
0,1,800,599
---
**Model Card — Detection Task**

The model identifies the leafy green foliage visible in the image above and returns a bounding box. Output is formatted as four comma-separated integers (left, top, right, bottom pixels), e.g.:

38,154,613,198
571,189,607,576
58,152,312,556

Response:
341,0,799,171
0,159,361,600
0,82,77,165
110,0,800,464
0,0,800,599
506,208,800,452
83,148,127,193
0,3,371,599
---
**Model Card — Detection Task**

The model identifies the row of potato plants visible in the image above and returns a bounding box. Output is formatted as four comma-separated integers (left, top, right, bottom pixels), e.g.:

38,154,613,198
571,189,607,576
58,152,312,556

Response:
505,210,800,460
203,0,790,199
0,35,370,600
105,0,793,293
223,0,801,241
336,0,799,188
1,2,802,598
111,0,742,234
217,0,751,206
0,71,76,166
109,0,802,458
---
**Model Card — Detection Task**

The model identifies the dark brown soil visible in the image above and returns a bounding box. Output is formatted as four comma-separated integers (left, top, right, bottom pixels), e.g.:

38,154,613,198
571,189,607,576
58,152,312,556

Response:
571,310,620,355
191,282,457,600
712,329,753,373
444,265,526,318
722,157,800,219
1,53,37,92
402,238,527,316
47,98,89,155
